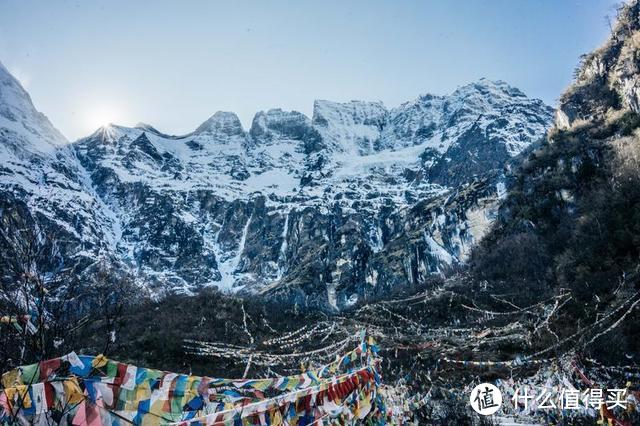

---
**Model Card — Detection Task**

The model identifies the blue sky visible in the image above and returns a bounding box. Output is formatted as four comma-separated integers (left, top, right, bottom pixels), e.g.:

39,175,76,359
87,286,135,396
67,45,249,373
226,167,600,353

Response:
0,0,621,140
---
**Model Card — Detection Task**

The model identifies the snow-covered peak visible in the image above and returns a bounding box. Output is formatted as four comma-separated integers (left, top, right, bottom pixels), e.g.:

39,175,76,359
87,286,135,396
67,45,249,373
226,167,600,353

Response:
383,94,447,151
447,79,529,112
457,78,526,97
312,100,388,155
134,122,163,134
312,100,387,127
0,61,67,151
442,79,553,156
194,111,245,142
249,108,313,145
134,122,155,130
82,123,137,145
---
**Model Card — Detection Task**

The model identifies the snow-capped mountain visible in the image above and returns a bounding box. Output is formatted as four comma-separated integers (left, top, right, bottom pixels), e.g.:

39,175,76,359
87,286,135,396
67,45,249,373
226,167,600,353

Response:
0,61,553,309
0,62,117,281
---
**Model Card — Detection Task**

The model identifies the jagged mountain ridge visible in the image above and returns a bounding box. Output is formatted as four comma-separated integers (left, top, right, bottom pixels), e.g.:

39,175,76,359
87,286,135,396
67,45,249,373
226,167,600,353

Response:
0,64,553,309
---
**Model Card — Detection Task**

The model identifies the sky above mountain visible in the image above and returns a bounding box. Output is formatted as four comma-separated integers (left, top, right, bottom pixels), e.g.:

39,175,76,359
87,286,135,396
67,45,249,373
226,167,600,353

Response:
0,0,620,140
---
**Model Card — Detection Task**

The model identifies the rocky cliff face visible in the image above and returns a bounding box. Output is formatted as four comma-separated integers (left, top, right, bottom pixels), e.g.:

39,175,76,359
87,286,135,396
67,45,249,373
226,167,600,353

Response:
468,1,640,367
0,64,553,309
474,0,640,300
0,62,118,286
556,1,640,130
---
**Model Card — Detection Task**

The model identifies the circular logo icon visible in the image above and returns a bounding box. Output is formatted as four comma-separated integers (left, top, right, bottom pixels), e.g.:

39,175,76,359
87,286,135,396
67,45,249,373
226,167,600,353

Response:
470,383,502,415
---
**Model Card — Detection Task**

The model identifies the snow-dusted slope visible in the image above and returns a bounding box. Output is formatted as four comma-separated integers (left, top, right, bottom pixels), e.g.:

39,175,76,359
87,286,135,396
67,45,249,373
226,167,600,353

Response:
0,62,554,308
0,63,66,152
312,100,388,155
383,80,551,155
75,79,552,209
0,62,119,282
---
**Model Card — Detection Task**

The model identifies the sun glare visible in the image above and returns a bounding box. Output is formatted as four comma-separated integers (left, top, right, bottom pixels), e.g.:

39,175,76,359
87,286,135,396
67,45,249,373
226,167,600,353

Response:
81,103,127,134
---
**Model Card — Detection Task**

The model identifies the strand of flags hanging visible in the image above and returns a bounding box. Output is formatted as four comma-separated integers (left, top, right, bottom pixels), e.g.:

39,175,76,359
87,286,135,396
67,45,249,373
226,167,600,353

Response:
0,333,395,425
439,355,556,368
0,315,37,335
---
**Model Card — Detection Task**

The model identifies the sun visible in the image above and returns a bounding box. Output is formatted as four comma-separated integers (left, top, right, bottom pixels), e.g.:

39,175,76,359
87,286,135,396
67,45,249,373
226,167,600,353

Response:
85,105,120,130
72,94,134,139
79,100,130,136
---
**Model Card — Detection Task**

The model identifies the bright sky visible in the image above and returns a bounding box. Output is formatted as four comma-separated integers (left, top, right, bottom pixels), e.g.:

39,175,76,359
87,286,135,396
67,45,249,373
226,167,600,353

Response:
0,0,621,140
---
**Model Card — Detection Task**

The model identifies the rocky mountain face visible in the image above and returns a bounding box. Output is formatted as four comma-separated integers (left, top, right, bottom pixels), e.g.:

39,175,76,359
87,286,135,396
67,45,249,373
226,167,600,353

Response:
0,64,553,309
474,2,640,299
0,62,117,285
469,0,640,366
555,0,640,131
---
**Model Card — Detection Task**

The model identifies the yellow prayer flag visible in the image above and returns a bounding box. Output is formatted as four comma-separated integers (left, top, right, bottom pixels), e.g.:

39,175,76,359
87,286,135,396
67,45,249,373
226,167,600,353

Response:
64,379,85,405
1,369,20,388
92,354,108,369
